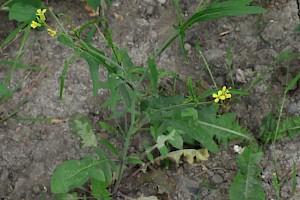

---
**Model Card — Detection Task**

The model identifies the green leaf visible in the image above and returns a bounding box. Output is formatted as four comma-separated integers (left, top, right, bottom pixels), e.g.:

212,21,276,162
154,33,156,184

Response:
9,2,40,22
230,144,265,200
86,0,101,11
0,83,11,98
100,139,119,156
148,57,158,96
51,157,101,194
0,60,43,70
57,35,76,49
281,116,300,138
285,71,300,93
118,83,132,108
168,133,183,150
126,157,144,165
89,167,105,181
60,54,76,99
69,113,97,147
80,52,100,97
91,178,111,200
180,6,266,32
181,107,198,121
93,147,113,184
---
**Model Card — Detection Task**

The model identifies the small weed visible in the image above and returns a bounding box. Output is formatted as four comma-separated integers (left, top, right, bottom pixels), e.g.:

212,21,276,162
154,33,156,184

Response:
4,0,300,200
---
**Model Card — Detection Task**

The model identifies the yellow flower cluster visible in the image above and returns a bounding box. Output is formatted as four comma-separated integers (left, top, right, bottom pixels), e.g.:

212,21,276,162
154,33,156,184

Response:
212,86,232,103
30,9,57,37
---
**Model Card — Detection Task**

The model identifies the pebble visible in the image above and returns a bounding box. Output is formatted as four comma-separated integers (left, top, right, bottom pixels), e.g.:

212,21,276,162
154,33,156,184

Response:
235,69,247,83
32,185,41,194
146,5,155,16
158,0,167,4
203,49,225,61
211,174,224,184
206,170,215,176
184,43,192,51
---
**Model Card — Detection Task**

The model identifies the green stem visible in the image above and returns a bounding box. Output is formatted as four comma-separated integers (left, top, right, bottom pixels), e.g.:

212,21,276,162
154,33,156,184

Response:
112,90,137,196
154,30,180,60
6,24,31,84
196,44,217,88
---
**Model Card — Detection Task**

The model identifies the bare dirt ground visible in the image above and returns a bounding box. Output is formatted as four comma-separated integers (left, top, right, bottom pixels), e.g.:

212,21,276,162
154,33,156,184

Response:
1,0,300,199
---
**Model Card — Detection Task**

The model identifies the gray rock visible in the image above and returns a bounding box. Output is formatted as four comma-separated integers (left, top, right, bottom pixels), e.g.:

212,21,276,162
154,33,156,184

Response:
203,49,225,61
32,185,41,194
146,5,155,16
206,170,215,176
158,0,167,4
235,69,247,83
211,174,224,184
184,43,192,51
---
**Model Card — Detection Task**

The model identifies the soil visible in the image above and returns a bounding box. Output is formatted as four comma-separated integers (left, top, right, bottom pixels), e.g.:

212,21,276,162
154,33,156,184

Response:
1,0,300,199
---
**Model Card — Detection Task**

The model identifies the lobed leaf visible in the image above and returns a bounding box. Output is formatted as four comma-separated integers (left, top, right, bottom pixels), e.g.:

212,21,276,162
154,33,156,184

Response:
69,113,97,147
230,144,265,200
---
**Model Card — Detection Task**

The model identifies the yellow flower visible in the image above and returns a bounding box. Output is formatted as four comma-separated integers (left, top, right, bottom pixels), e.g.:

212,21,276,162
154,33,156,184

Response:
36,9,47,21
31,21,41,29
212,86,232,103
222,86,232,99
47,28,57,37
212,90,226,103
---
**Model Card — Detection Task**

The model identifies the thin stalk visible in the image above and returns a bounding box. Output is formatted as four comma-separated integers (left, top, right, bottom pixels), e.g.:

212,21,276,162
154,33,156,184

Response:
154,30,180,60
0,0,13,10
48,7,68,34
112,89,137,196
6,24,31,84
196,46,217,88
271,67,289,176
271,84,288,175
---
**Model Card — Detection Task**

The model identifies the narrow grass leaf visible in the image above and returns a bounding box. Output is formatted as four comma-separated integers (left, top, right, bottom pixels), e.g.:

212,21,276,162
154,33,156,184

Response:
60,54,76,99
0,60,43,70
0,22,27,49
148,57,158,96
285,71,300,93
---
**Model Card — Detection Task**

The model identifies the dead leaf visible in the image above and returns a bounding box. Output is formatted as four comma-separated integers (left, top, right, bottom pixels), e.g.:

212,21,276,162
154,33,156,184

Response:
156,149,209,167
113,12,124,20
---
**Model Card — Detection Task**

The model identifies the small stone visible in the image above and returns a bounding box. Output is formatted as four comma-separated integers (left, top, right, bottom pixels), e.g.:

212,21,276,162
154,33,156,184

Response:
146,5,155,16
206,170,215,176
158,0,167,4
32,185,41,194
211,174,224,184
281,191,289,198
235,69,246,83
203,49,225,61
184,43,192,51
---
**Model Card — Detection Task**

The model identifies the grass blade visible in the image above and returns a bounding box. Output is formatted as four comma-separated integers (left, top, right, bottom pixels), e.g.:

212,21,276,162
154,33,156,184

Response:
0,22,27,49
60,54,76,99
